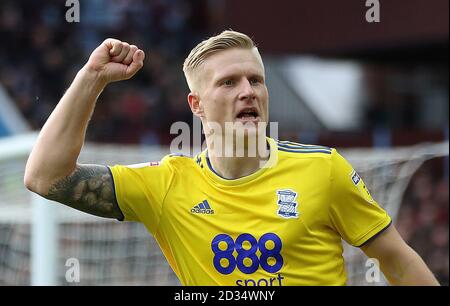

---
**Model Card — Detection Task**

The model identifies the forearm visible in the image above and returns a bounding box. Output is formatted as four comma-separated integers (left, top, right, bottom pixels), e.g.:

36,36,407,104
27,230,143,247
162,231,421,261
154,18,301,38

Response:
25,67,106,194
383,249,440,286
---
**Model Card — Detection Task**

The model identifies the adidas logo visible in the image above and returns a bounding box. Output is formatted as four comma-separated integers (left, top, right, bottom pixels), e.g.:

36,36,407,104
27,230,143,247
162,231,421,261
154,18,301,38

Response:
191,200,214,214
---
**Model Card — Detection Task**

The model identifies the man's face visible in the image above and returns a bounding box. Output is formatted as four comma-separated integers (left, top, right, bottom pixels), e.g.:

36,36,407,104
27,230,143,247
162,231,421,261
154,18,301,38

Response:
190,48,269,140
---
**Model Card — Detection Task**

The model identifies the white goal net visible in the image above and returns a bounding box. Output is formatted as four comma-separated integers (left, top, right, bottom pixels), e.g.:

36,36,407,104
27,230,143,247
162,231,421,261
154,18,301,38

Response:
0,133,448,285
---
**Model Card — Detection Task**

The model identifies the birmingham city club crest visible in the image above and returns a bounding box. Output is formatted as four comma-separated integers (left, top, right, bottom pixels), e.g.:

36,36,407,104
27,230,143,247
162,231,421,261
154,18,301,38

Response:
276,189,299,219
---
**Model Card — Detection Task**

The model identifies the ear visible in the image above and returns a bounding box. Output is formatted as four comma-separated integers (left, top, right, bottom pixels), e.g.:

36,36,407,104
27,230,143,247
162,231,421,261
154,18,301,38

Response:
187,92,204,118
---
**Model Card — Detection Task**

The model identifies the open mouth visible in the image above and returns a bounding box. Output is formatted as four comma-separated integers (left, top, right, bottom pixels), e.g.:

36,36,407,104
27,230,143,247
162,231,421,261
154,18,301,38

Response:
236,108,260,121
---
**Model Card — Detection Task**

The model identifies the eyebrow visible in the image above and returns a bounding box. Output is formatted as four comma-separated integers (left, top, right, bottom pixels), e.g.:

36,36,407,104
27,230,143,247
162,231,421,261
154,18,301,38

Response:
213,71,264,85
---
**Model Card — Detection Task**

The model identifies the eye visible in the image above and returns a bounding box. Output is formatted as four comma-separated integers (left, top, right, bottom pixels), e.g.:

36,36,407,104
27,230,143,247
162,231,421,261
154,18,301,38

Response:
223,79,234,86
250,77,261,85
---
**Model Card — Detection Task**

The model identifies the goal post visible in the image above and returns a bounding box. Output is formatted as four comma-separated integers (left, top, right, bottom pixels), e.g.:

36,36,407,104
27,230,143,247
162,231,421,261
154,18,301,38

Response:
0,132,448,285
0,133,178,286
31,194,58,286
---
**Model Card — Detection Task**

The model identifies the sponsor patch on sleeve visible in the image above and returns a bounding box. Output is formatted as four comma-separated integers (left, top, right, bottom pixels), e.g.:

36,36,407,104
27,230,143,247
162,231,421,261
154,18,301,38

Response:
125,161,160,168
350,170,375,204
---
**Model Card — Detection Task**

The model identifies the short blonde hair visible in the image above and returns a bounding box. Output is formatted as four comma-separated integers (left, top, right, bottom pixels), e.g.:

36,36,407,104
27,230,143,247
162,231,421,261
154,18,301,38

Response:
183,30,257,91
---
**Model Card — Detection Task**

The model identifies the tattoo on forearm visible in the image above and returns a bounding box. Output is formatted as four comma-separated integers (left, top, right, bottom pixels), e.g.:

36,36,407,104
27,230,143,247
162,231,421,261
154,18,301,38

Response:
47,165,122,219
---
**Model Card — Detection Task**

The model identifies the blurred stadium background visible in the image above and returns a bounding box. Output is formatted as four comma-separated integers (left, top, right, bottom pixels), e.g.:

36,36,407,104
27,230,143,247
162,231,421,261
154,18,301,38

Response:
0,0,448,285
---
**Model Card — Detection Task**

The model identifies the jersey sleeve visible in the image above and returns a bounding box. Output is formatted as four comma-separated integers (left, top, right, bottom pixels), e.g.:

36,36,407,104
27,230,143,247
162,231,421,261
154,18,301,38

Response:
108,156,175,234
328,149,392,247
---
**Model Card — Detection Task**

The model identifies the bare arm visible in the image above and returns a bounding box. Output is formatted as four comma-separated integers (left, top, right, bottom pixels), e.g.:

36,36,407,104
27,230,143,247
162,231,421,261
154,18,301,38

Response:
45,164,123,220
24,39,144,218
361,225,439,285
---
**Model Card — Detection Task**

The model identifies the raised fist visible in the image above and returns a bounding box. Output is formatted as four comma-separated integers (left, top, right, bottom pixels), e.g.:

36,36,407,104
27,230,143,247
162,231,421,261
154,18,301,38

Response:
85,38,145,84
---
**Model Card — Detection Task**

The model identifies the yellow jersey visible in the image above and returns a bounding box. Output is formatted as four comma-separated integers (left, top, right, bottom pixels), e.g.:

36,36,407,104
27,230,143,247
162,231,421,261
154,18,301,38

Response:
109,138,391,286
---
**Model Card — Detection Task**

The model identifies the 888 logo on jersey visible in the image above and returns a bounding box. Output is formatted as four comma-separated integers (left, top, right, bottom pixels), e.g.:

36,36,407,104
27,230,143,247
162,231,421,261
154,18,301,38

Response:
211,233,285,286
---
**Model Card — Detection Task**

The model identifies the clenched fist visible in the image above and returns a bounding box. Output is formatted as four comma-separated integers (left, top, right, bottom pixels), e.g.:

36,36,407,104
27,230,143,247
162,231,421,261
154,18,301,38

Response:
85,38,145,85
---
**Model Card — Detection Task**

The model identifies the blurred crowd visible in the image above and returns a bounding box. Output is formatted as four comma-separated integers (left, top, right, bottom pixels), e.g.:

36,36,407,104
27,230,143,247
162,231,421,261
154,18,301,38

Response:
397,158,449,285
0,0,210,145
1,1,448,145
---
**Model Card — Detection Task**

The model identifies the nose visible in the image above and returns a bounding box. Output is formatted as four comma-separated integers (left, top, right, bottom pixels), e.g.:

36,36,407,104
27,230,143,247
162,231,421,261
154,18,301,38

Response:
238,78,256,101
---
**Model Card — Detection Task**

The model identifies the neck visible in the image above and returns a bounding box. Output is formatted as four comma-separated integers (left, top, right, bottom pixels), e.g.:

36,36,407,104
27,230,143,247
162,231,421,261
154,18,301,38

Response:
206,135,270,179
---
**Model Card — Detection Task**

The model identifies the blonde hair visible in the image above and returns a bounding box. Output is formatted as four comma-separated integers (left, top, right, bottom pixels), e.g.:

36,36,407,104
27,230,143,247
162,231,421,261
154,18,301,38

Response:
183,30,257,91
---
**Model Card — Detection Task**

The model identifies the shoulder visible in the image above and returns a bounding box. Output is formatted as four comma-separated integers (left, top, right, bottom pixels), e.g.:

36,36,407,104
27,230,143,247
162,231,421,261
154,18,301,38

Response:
110,153,195,176
272,140,337,180
274,139,335,160
160,152,197,170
